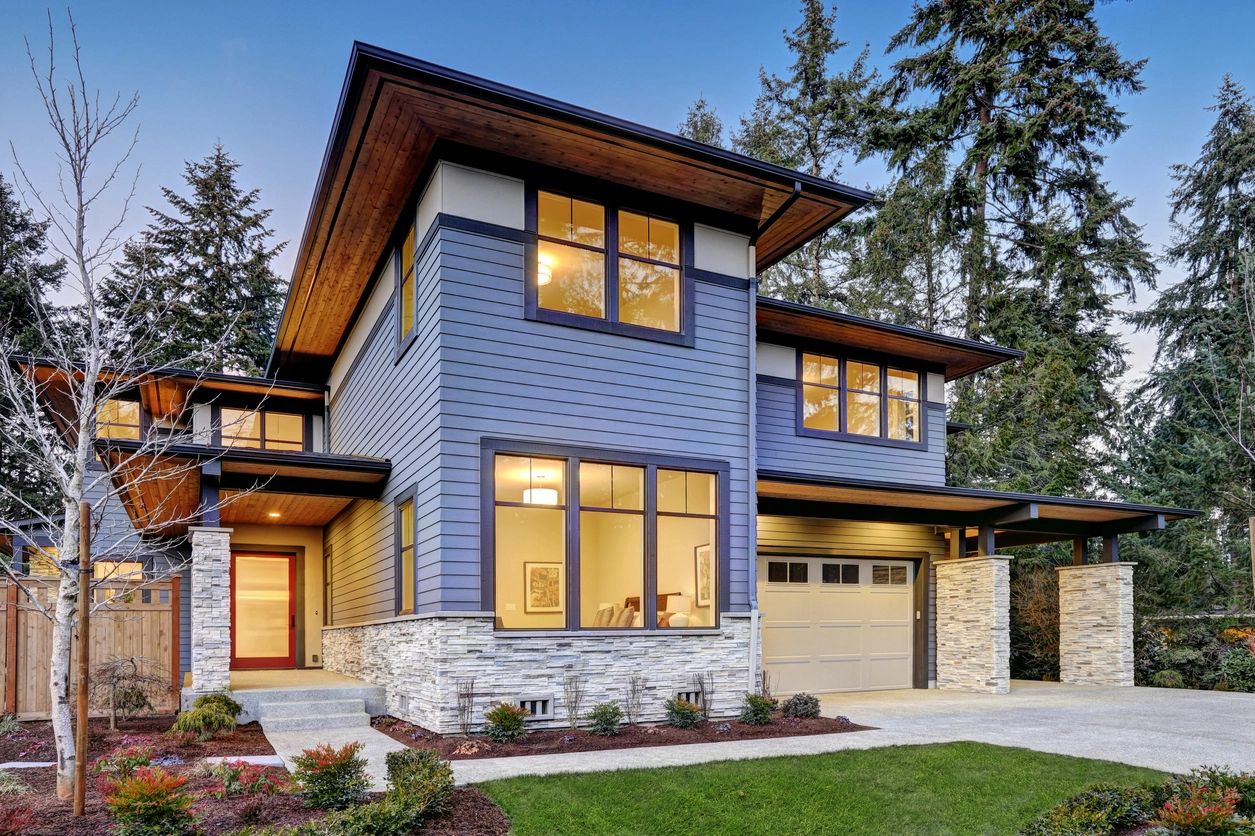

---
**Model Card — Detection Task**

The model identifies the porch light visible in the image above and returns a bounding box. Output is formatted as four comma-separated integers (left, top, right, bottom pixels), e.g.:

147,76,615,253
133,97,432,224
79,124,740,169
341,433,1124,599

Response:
522,487,559,505
267,511,281,519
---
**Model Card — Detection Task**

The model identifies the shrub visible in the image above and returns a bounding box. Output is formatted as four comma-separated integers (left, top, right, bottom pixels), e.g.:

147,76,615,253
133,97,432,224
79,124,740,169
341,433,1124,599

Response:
483,702,529,743
0,803,33,836
93,743,156,778
781,692,821,719
1019,783,1155,835
0,716,20,739
103,766,195,836
739,693,776,725
0,772,25,798
586,701,624,736
193,690,244,717
1188,766,1255,818
1212,648,1255,693
171,703,236,741
1151,669,1186,689
664,697,703,729
291,742,370,810
1156,782,1241,834
206,760,287,799
384,747,453,811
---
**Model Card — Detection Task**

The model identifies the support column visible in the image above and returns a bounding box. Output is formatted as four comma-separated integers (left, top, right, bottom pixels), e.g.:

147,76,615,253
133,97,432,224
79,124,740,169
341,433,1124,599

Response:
189,526,233,698
1056,562,1136,686
935,555,1012,694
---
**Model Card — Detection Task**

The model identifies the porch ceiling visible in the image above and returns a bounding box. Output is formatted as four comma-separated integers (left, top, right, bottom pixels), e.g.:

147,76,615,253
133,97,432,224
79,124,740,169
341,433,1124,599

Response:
757,472,1198,545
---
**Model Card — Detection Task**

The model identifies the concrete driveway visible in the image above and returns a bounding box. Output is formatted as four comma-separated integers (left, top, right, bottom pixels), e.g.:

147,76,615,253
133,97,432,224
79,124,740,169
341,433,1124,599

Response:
821,680,1255,775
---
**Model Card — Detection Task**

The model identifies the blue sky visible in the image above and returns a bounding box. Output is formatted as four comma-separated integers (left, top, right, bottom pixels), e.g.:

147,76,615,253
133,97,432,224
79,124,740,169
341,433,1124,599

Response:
4,0,1254,381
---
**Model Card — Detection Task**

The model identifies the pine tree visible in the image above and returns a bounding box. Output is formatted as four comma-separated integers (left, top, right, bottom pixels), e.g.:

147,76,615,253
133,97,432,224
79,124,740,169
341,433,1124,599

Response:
877,0,1154,496
732,0,877,307
678,97,725,147
102,145,286,374
0,173,64,521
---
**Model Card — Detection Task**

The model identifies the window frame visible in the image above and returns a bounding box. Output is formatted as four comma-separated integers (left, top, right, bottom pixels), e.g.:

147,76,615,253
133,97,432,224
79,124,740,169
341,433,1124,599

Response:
216,407,309,452
795,350,928,450
95,398,143,441
481,438,730,633
524,184,697,347
394,487,417,616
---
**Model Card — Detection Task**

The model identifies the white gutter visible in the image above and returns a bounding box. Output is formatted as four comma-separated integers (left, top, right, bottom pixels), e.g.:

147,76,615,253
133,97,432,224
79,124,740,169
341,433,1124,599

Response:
746,258,761,695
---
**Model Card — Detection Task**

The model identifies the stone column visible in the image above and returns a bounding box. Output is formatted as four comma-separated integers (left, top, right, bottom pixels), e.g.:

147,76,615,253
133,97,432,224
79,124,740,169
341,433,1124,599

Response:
935,555,1012,694
1056,562,1135,686
189,526,233,697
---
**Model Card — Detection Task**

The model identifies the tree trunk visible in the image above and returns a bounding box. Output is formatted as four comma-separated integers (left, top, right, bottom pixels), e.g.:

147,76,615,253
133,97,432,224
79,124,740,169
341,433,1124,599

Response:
50,571,79,799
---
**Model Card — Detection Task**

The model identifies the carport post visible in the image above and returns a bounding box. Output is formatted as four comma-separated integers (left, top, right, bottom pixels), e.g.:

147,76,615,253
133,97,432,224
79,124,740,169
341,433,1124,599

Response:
1072,538,1089,566
975,525,996,557
948,527,964,560
1102,535,1120,563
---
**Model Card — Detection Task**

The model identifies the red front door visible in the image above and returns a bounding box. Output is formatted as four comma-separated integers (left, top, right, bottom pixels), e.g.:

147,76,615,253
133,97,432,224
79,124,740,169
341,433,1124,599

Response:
230,553,296,669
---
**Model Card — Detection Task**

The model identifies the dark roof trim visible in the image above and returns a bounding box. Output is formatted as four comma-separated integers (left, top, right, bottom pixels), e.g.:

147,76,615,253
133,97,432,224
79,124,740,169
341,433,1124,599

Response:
16,356,325,397
95,439,390,478
946,420,971,435
757,470,1199,520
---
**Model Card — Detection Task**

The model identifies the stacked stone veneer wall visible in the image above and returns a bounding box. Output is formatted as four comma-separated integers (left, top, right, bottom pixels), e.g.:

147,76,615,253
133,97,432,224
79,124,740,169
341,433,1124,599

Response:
188,527,233,702
934,555,1011,694
321,613,756,732
1057,563,1135,687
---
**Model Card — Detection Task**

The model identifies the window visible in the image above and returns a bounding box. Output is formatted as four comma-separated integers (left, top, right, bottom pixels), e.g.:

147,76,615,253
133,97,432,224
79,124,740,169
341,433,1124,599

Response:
399,222,416,338
24,546,58,577
93,560,143,581
872,564,909,585
491,449,721,631
396,498,415,615
822,563,860,584
767,561,808,584
534,190,684,335
96,399,140,440
799,353,923,444
220,409,304,451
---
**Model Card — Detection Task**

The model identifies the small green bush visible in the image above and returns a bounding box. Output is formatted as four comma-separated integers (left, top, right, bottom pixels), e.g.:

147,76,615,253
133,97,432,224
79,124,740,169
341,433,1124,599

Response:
1151,669,1186,689
664,697,703,729
483,702,530,743
384,747,453,811
586,701,624,736
0,771,26,798
0,715,21,738
291,741,370,810
740,693,776,726
103,766,196,836
171,703,236,741
1213,648,1255,693
192,690,243,718
1019,783,1156,835
781,692,821,719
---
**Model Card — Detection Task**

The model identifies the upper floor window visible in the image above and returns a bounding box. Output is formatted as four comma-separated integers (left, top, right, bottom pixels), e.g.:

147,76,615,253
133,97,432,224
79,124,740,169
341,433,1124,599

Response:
96,399,140,440
221,408,304,452
534,190,683,335
24,545,58,577
800,353,923,444
399,221,416,339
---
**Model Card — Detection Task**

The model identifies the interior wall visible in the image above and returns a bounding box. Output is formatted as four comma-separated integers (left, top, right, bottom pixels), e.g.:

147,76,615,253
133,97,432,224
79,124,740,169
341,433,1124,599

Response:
230,524,324,667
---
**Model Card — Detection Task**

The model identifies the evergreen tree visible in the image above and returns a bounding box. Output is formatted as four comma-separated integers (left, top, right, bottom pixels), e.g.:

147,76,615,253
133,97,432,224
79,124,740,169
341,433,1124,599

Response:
0,173,64,520
102,145,286,374
732,0,877,307
678,96,725,147
1120,76,1255,610
877,0,1154,496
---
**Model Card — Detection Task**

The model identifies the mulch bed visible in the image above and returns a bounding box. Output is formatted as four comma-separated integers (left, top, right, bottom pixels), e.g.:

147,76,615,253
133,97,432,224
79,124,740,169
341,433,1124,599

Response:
373,713,872,759
0,715,275,764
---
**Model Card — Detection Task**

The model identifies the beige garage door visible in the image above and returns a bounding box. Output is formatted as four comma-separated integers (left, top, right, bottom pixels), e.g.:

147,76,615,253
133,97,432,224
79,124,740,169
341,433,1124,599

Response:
759,556,914,694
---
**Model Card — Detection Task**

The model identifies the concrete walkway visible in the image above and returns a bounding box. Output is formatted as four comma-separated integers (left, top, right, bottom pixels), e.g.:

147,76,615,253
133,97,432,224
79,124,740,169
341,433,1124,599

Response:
264,726,407,790
451,681,1255,785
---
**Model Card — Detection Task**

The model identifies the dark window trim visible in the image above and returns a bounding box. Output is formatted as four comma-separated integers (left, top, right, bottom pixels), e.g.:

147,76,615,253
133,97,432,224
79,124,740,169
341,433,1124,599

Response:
393,484,418,616
524,185,697,348
795,351,928,451
214,405,308,452
480,437,731,633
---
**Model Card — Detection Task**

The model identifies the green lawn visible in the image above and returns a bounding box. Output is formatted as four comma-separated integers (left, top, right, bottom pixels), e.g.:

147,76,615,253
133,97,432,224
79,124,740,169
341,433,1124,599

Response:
481,742,1167,836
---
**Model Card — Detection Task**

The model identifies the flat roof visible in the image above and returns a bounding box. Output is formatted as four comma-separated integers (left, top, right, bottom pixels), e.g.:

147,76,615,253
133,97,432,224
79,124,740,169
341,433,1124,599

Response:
268,42,874,380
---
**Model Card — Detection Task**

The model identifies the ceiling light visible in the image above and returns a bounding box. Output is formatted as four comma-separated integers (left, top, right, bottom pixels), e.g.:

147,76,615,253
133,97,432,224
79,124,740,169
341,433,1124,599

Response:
522,488,559,505
267,511,281,519
537,256,553,286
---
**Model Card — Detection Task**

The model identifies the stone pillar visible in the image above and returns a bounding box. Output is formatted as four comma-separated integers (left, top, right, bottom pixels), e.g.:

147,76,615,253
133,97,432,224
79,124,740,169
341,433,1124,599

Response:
189,526,233,696
935,555,1012,694
1056,562,1135,686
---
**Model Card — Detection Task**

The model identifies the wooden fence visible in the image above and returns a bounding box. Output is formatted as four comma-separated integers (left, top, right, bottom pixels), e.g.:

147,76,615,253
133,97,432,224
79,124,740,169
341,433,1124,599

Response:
0,578,180,719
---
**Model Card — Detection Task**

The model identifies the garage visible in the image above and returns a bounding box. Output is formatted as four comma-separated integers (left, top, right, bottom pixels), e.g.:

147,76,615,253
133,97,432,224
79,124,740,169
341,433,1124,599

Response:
758,556,915,694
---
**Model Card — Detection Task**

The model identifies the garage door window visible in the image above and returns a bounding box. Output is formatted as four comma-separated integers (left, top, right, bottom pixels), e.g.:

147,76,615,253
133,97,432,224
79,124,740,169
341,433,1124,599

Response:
872,565,908,585
766,561,808,583
822,563,859,584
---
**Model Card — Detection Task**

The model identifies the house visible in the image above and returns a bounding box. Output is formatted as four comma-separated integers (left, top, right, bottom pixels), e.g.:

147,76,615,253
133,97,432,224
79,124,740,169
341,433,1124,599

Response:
13,43,1196,731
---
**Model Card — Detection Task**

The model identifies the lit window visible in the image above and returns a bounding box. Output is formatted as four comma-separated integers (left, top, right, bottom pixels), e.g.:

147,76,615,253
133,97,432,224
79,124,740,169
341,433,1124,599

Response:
579,463,644,629
221,409,304,451
93,560,143,580
618,211,680,332
887,368,921,442
399,223,416,338
24,546,58,577
96,399,140,440
537,192,606,319
799,354,924,444
656,469,717,629
397,499,414,615
801,354,840,432
494,455,567,629
846,360,881,437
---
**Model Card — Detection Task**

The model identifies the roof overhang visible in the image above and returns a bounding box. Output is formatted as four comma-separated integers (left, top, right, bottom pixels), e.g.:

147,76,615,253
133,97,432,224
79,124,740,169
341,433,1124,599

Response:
757,471,1197,547
268,42,873,380
756,297,1023,380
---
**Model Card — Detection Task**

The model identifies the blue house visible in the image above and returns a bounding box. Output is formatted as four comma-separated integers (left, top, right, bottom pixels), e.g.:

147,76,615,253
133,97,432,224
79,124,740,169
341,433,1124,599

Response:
18,43,1195,731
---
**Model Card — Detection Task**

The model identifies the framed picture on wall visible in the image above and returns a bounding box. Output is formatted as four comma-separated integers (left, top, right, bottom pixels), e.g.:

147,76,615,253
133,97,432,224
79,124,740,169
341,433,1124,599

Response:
524,562,563,613
694,544,712,608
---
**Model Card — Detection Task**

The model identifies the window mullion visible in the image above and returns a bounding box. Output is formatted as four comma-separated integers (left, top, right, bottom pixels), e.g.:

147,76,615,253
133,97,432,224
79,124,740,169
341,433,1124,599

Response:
839,359,848,434
606,209,619,324
644,464,658,631
567,456,581,632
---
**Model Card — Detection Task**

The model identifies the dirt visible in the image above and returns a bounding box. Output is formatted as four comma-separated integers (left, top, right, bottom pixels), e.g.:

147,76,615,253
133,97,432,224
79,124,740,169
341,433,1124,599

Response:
373,712,872,759
0,715,275,764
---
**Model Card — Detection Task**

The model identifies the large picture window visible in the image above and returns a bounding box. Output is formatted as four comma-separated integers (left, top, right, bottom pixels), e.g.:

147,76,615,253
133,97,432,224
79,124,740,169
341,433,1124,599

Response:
532,189,686,338
489,447,723,631
799,352,923,445
220,408,304,451
95,399,141,440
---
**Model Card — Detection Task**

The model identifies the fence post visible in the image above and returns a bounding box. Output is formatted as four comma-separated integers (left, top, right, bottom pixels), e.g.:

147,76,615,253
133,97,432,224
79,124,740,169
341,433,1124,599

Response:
4,583,16,714
170,575,181,706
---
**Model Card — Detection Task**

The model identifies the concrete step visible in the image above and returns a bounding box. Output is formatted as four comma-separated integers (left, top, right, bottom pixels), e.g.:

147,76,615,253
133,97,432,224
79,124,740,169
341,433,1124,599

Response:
258,698,365,719
233,685,386,723
260,711,372,733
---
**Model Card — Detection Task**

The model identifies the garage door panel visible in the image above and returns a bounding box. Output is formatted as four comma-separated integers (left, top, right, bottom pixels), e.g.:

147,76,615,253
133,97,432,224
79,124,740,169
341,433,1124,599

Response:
864,655,912,689
864,622,911,654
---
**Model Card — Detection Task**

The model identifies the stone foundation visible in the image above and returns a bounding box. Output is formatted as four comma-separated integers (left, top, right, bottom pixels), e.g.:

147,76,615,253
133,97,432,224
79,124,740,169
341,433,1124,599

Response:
321,613,756,732
188,526,233,698
935,555,1011,694
1057,562,1135,687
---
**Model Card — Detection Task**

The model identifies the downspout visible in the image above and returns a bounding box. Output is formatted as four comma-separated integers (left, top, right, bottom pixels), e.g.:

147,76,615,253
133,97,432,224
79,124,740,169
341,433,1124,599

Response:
746,247,761,696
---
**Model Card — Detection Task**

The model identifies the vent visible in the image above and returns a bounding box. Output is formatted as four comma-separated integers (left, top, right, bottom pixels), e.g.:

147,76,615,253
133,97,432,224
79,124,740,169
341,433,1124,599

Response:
396,694,410,714
675,689,704,707
516,695,554,720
